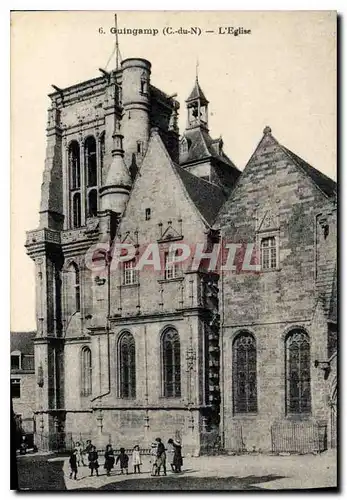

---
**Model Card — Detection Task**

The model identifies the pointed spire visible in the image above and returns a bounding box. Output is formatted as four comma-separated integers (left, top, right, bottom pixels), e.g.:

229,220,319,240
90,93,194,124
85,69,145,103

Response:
185,71,209,131
105,121,131,187
112,120,125,156
186,78,209,104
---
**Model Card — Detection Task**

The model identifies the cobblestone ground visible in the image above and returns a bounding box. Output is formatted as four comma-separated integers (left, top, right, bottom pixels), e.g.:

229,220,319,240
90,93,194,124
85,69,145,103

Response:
15,450,337,491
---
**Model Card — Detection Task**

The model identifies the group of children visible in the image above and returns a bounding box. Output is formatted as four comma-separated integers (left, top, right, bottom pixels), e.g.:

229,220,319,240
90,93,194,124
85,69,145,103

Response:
69,437,183,480
69,440,142,480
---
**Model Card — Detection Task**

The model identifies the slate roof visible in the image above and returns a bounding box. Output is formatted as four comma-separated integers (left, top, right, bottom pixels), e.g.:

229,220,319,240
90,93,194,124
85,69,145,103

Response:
175,165,227,225
181,127,238,171
186,79,209,104
11,332,35,371
11,331,35,355
281,145,337,199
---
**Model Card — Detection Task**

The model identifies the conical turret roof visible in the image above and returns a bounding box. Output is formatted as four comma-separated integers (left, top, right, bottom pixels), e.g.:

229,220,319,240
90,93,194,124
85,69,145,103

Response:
105,122,132,188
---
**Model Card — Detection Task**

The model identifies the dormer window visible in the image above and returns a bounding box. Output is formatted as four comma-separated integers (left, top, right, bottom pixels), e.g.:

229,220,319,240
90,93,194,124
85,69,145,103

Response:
180,137,189,157
11,351,21,370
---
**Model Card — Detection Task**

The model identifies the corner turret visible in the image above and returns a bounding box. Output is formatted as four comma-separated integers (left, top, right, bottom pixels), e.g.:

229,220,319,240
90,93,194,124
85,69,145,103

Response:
99,120,131,215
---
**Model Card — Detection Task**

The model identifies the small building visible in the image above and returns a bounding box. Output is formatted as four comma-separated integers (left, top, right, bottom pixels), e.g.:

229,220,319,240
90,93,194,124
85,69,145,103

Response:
11,331,36,437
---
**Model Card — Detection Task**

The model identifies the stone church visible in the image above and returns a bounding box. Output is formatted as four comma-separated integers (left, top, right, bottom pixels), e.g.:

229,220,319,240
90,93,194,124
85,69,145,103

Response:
26,57,337,455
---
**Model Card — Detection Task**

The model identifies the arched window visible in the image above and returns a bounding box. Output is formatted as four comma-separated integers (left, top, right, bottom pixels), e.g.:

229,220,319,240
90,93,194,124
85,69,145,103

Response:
81,347,92,397
88,189,98,217
162,328,181,398
72,192,81,228
286,330,311,414
69,262,80,313
233,333,257,414
118,332,136,398
69,141,80,190
85,136,97,187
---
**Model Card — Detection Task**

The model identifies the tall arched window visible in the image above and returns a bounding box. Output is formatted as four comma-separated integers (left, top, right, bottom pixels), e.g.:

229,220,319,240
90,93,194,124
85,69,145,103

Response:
85,136,97,187
72,192,81,228
81,346,92,397
162,328,181,398
119,332,136,399
286,329,311,414
69,140,80,189
69,262,80,312
88,189,98,217
233,332,257,414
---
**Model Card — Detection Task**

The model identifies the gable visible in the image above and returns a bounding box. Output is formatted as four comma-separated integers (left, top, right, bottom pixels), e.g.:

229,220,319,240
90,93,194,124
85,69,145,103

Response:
217,129,336,227
119,130,208,241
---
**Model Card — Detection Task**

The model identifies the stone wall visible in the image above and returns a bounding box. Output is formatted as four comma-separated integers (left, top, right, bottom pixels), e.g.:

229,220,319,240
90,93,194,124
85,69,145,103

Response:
217,130,336,451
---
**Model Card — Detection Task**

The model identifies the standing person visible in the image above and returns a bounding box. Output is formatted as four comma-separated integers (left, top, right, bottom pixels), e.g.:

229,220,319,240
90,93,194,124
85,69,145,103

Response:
167,439,175,472
155,438,166,476
88,445,99,477
75,441,85,467
150,442,158,476
104,444,115,476
69,449,78,480
172,438,183,473
132,445,142,474
116,447,129,475
84,439,93,465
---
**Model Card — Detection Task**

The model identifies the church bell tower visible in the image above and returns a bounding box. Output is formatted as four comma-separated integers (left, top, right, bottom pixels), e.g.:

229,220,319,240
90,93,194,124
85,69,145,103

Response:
186,76,209,131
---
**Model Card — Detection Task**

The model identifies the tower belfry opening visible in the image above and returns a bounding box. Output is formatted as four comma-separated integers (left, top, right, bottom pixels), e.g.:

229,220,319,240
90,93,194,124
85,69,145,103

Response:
186,75,209,130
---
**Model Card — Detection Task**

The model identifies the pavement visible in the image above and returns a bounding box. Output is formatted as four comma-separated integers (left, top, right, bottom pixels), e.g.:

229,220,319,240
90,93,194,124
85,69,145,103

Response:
60,449,337,491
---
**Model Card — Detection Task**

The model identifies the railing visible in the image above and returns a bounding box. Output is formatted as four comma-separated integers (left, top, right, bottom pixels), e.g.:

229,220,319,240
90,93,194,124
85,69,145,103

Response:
271,421,327,454
34,432,152,455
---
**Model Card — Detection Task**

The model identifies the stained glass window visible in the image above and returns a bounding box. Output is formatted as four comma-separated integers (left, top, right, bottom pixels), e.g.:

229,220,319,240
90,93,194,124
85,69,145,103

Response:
162,328,181,398
286,330,311,414
119,332,136,399
233,333,257,413
81,347,92,397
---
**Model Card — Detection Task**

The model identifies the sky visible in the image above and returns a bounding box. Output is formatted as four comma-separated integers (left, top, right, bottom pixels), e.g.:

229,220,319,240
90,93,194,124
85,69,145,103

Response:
10,10,336,331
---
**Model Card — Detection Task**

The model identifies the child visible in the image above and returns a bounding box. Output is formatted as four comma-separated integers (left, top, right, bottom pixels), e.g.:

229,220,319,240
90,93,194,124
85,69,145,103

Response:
116,447,129,475
150,442,158,476
104,444,115,476
75,441,85,467
88,445,99,477
84,439,93,465
132,445,142,474
69,449,78,480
